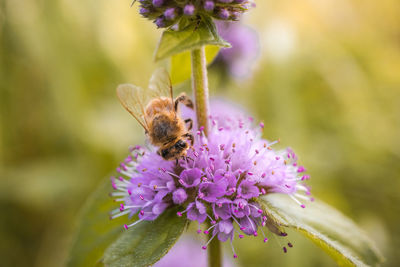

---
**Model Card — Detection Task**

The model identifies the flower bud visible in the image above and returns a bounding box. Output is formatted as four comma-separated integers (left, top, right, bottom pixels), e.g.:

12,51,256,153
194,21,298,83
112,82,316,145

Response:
183,4,195,16
164,8,177,20
204,1,215,12
152,0,164,8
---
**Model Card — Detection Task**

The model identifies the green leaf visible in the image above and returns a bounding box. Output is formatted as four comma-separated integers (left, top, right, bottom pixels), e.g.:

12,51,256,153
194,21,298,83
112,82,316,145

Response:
103,207,188,267
170,45,220,84
259,194,384,267
67,177,127,267
154,16,230,62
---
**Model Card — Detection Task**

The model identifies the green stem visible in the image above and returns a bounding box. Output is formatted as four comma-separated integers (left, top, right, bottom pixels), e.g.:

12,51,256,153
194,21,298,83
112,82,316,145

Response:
207,233,222,267
191,47,220,267
191,46,209,136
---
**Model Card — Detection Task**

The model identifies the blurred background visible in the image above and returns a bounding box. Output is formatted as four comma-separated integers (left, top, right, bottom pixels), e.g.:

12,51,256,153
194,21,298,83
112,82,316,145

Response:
1,0,399,266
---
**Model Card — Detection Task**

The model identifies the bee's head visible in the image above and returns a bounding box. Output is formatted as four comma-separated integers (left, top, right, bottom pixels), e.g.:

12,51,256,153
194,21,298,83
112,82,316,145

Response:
159,139,188,160
174,139,188,150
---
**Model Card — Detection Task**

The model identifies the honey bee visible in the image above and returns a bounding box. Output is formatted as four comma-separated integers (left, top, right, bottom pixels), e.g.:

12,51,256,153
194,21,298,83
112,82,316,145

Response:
116,68,194,161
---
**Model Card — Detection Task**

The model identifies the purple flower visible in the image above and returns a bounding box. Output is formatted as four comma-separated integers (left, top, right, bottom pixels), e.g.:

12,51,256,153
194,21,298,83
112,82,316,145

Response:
204,1,215,12
213,198,232,220
186,201,207,223
214,220,234,242
152,202,169,215
155,17,165,28
164,8,177,21
179,168,201,188
152,0,164,8
215,21,260,78
133,0,253,29
172,188,187,204
218,8,230,20
110,100,311,258
139,8,150,16
237,180,259,199
238,216,258,235
183,4,195,16
198,182,227,202
231,198,250,218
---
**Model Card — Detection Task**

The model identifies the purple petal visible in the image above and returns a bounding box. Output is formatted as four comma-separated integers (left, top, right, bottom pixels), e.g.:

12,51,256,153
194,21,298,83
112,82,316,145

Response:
213,198,232,220
183,4,195,16
187,201,207,223
203,1,215,12
239,216,258,235
152,0,164,8
238,180,260,199
218,9,230,20
232,198,250,218
172,188,187,204
199,182,226,202
152,202,169,215
180,168,201,188
164,8,176,20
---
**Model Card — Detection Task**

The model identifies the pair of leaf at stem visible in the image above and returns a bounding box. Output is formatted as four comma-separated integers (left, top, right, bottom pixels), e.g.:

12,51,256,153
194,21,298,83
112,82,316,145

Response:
155,16,230,85
67,177,383,267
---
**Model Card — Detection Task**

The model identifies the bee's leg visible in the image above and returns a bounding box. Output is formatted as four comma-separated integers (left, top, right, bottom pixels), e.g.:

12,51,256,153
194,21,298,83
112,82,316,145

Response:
175,158,179,166
183,132,194,146
193,15,201,32
184,118,193,131
185,156,194,162
174,93,194,112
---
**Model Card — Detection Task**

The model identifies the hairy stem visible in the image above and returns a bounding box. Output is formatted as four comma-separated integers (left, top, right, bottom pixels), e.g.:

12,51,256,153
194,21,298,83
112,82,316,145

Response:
191,47,219,266
191,47,210,135
207,234,222,267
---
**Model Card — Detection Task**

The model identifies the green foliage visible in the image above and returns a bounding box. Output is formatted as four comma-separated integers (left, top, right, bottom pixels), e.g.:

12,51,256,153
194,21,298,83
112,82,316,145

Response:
68,177,188,267
103,207,188,267
171,46,220,85
259,195,384,267
67,178,127,267
154,16,230,62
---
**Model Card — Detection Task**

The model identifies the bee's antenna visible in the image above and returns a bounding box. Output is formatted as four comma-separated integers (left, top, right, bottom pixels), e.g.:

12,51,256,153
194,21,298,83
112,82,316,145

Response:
130,0,137,8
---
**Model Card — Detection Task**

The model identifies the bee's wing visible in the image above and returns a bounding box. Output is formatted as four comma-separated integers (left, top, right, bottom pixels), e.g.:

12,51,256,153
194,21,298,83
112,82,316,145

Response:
148,68,173,101
116,84,149,131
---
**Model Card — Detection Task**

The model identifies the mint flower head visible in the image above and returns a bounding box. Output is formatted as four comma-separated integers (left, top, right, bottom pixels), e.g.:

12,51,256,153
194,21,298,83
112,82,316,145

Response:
110,101,312,258
135,0,254,28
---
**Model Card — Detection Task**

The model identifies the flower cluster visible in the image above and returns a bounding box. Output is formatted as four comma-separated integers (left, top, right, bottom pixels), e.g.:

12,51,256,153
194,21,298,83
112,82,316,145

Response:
110,101,311,257
135,0,254,28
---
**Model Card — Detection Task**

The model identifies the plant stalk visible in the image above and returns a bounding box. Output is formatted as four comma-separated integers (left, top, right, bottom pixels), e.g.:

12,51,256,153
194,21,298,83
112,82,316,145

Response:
191,46,210,136
207,233,222,267
191,47,219,267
